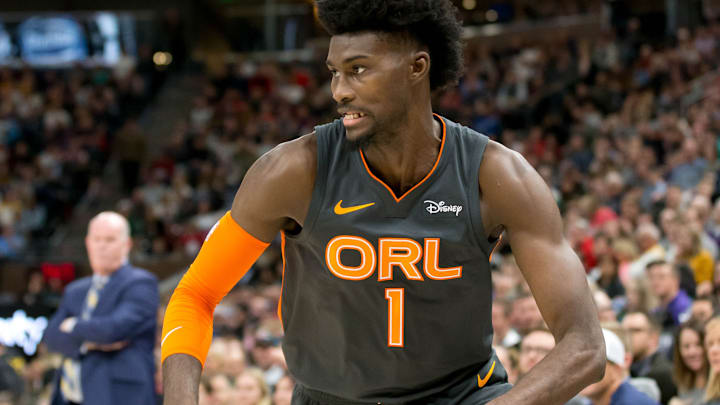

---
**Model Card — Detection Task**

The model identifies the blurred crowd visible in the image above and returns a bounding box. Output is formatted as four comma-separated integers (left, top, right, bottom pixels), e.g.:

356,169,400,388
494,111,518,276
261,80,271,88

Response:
1,9,720,405
0,45,160,261
457,0,604,24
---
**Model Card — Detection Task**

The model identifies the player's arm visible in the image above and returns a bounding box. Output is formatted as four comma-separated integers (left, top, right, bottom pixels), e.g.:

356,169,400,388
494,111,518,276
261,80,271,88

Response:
161,134,316,405
479,141,605,405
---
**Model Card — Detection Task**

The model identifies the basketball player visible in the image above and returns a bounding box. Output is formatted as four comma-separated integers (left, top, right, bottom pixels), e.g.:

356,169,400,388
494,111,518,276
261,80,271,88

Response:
161,1,605,404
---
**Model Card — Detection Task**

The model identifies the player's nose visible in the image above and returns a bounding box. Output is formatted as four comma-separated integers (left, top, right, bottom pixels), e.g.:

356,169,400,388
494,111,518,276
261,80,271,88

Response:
331,75,355,105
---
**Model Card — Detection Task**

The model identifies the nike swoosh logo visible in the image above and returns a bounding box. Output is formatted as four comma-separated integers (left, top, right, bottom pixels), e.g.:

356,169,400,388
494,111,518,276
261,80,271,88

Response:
334,200,375,215
161,326,183,347
477,360,496,388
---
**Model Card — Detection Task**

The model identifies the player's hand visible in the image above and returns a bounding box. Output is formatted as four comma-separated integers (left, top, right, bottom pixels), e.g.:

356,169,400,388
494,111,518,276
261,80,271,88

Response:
59,317,77,333
85,341,129,351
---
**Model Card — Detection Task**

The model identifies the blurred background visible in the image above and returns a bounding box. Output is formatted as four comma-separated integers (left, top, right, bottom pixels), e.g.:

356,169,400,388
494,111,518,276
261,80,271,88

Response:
0,0,719,404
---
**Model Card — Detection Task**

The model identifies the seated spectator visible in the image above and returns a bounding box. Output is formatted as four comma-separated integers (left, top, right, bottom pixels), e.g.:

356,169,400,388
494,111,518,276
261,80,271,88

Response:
202,373,234,405
690,297,716,324
646,260,693,328
622,311,677,403
670,321,708,405
578,329,659,405
594,289,618,323
671,223,714,296
509,293,545,336
590,255,625,299
232,368,271,405
272,375,294,405
517,328,555,379
703,318,720,405
492,297,521,347
629,223,666,280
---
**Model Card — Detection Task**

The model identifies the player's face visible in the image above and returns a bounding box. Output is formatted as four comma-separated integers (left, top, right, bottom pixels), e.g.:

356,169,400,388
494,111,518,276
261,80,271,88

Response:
326,32,413,146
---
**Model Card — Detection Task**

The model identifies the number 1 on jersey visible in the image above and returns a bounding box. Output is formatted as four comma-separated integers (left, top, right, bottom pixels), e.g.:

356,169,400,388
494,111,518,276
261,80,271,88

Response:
385,288,404,347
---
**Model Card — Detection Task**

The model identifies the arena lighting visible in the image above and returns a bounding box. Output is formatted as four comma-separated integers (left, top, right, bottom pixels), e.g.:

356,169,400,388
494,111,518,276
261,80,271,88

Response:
485,9,498,22
153,51,173,66
462,0,477,10
0,310,48,356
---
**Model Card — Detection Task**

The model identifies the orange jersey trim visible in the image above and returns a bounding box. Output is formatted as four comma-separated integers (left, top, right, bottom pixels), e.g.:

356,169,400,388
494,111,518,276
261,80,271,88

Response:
359,113,447,203
278,232,286,324
488,233,504,262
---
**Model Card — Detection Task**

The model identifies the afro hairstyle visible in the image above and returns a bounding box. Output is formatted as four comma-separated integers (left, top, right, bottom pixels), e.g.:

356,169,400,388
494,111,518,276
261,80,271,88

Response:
316,0,464,91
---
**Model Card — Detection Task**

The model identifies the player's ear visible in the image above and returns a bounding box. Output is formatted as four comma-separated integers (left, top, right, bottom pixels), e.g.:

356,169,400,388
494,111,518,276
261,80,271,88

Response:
409,51,430,84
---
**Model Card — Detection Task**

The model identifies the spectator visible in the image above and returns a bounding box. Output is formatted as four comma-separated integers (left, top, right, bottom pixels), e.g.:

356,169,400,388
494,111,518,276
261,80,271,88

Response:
646,260,693,328
629,223,666,280
622,312,677,403
492,298,521,347
42,212,159,405
509,293,545,336
690,298,715,324
233,368,271,405
579,329,659,405
114,118,147,194
704,317,720,405
517,329,555,379
594,290,618,323
670,321,708,405
272,375,294,405
590,255,625,299
202,373,234,405
671,221,715,296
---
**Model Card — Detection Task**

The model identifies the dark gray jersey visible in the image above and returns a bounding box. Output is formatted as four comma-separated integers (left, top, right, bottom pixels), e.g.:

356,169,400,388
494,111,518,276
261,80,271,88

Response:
280,115,497,403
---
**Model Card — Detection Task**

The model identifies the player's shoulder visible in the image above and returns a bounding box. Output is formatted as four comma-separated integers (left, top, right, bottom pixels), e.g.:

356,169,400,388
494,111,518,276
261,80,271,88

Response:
479,140,533,186
479,140,559,228
248,132,317,182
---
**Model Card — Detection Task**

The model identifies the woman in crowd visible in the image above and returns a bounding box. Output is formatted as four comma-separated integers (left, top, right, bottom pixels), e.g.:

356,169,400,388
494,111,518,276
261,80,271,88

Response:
272,375,294,405
670,321,708,405
703,317,720,405
233,367,271,405
672,221,715,296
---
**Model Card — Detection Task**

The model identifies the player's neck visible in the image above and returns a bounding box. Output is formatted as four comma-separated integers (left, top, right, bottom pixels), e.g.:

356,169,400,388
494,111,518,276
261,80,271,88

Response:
361,106,441,197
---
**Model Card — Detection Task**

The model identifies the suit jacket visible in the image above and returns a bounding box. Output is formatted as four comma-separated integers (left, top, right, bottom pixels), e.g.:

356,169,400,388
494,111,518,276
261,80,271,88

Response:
43,264,159,405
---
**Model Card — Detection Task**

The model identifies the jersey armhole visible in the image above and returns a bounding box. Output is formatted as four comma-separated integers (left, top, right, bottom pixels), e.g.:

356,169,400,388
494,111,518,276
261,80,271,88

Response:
464,130,494,258
285,129,330,242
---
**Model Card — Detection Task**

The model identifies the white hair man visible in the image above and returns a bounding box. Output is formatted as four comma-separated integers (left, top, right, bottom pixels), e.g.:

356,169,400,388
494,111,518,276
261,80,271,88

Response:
43,211,159,405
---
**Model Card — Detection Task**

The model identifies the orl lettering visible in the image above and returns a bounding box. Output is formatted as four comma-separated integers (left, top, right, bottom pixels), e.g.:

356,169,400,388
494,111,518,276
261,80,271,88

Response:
325,236,462,281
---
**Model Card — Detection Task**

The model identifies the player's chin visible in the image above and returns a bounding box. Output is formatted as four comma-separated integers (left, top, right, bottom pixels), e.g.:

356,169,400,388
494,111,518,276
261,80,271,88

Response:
345,128,375,149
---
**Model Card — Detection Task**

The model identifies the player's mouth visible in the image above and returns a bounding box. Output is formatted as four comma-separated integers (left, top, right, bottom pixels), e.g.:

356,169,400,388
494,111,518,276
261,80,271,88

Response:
342,112,368,128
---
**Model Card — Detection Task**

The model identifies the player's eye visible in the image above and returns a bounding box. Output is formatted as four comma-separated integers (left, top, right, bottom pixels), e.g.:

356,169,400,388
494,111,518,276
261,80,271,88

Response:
352,65,366,75
328,69,339,78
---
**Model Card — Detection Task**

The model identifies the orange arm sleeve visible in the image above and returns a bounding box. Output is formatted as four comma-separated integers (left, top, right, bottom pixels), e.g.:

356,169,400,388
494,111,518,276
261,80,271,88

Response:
160,211,270,366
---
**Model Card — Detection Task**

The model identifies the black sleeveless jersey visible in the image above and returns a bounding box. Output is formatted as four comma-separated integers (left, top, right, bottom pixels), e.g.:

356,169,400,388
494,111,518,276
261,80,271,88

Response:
279,114,497,403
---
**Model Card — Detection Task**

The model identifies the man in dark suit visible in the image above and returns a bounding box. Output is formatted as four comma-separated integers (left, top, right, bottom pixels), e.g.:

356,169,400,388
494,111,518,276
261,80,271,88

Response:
43,211,159,405
622,311,677,404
